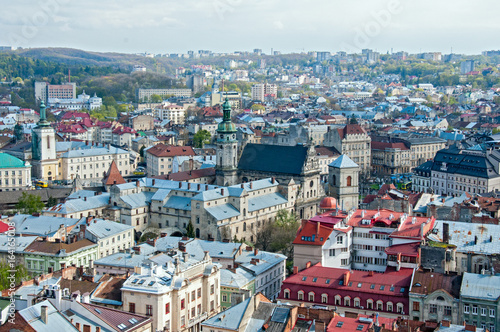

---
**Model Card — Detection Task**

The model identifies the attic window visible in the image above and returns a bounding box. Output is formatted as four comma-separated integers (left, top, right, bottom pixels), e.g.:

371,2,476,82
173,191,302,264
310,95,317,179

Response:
357,325,364,331
400,287,405,293
313,278,317,282
326,279,330,284
380,285,385,290
118,324,127,330
302,277,307,281
390,285,395,292
357,283,362,288
370,284,375,289
336,322,344,328
149,281,155,286
339,280,343,285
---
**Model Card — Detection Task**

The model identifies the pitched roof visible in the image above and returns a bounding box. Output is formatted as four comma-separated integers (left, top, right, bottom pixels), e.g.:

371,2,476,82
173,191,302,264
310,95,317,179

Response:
79,302,151,331
238,143,309,175
24,239,97,255
152,167,215,181
410,269,461,297
146,143,195,157
337,124,367,139
293,221,334,246
328,154,358,168
0,152,26,168
371,141,409,150
102,160,126,186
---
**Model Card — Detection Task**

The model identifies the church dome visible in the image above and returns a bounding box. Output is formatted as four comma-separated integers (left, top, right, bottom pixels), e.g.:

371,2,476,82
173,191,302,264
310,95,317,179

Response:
319,196,337,210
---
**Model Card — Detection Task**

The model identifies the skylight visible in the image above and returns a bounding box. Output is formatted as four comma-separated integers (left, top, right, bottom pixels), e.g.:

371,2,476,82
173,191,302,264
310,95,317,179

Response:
336,322,344,328
357,283,362,288
129,318,138,324
380,285,385,290
326,279,330,284
302,277,307,281
370,284,375,289
357,325,364,331
148,281,155,286
138,279,145,285
118,323,127,330
390,286,395,292
132,279,139,284
313,278,317,282
94,308,102,314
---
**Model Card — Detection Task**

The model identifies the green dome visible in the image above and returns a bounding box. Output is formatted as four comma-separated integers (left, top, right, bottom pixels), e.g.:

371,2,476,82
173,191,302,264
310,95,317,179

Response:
0,153,26,168
217,121,236,133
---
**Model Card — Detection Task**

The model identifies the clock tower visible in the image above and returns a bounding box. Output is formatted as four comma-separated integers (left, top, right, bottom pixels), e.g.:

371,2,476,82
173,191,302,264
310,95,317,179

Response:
216,98,238,186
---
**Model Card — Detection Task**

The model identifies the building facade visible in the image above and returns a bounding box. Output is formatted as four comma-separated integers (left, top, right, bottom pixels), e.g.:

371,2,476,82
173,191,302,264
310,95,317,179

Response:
0,153,31,191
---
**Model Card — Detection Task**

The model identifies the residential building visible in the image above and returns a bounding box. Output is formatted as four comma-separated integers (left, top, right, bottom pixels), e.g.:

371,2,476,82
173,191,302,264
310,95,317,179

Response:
371,141,412,176
460,273,500,332
413,160,433,193
145,144,196,176
251,83,277,102
129,114,155,131
461,60,475,75
23,238,98,274
279,265,414,318
324,124,371,173
136,88,192,102
35,81,76,103
157,104,186,124
409,270,461,324
43,194,111,219
121,253,220,332
0,152,31,191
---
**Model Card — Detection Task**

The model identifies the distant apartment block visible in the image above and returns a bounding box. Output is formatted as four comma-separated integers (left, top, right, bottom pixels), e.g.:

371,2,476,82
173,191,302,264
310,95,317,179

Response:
35,81,76,103
461,60,475,74
251,83,277,102
135,88,192,102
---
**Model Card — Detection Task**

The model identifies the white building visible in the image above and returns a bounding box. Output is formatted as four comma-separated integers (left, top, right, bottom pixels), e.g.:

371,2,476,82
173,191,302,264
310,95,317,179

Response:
251,83,277,101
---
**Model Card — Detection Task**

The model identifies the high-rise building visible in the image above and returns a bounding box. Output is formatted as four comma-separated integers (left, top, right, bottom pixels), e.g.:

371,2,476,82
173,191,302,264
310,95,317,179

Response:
251,83,277,102
34,81,76,103
461,60,475,74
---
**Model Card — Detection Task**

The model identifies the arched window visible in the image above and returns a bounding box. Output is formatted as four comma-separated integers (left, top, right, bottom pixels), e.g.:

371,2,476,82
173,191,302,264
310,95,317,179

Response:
376,300,384,311
347,176,352,187
284,289,290,299
436,296,445,301
354,297,360,307
321,294,328,304
397,303,404,314
332,175,336,185
335,295,341,306
308,292,315,302
243,208,246,217
196,216,200,224
366,299,374,310
195,228,200,238
387,302,393,312
243,222,247,232
344,296,351,306
298,291,304,301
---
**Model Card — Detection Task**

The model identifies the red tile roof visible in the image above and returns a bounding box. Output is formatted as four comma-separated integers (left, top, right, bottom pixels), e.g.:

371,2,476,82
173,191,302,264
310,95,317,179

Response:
146,143,195,157
385,242,420,257
0,221,10,233
337,124,367,139
61,111,90,120
102,160,126,186
80,302,151,331
293,221,334,246
327,313,397,332
371,141,409,150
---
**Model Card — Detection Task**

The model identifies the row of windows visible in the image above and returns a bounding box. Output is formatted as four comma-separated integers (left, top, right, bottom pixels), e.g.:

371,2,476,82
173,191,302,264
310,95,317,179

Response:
0,179,24,185
0,171,23,176
464,305,495,317
284,290,403,312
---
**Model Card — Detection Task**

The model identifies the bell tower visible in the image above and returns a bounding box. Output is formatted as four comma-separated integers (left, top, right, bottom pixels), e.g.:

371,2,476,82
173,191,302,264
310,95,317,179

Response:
215,98,238,186
32,101,58,180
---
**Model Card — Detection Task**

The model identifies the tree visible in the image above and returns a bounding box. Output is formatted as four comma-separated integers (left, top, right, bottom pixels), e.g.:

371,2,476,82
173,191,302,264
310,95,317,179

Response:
251,104,265,112
150,94,163,103
186,221,195,238
16,192,45,214
46,196,57,208
0,261,30,291
193,129,211,148
350,114,358,124
139,146,145,158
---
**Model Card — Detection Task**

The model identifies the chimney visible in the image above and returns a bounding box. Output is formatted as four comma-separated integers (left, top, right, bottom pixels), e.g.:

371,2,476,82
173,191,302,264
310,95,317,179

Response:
161,232,167,238
86,216,92,225
152,179,156,186
197,184,201,190
293,266,298,274
254,248,259,256
221,188,224,195
76,322,81,331
40,305,48,324
241,183,244,188
343,271,350,285
250,182,253,189
441,198,445,203
316,222,320,236
84,197,87,201
136,180,140,187
179,182,182,188
272,177,276,184
134,266,142,274
442,320,450,327
443,223,449,244
368,270,374,276
188,182,191,190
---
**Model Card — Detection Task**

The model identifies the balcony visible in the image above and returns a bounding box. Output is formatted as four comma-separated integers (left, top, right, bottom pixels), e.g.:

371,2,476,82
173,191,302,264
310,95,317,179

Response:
188,311,208,326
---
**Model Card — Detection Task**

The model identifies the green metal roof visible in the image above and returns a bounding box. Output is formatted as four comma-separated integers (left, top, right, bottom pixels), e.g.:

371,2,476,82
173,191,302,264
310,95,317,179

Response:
0,153,26,168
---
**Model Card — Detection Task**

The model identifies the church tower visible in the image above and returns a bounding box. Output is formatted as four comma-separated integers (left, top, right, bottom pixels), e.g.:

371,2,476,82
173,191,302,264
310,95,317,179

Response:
328,155,359,212
216,98,238,186
32,101,58,180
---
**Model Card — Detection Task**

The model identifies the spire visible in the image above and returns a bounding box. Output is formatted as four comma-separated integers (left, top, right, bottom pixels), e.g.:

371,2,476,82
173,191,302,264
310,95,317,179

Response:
222,98,231,122
217,98,236,134
102,160,126,187
38,101,50,127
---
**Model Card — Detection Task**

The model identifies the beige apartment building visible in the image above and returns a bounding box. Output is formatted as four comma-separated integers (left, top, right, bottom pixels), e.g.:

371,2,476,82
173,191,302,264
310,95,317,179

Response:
251,83,277,101
324,124,371,173
157,104,186,124
121,253,220,332
145,144,196,176
0,153,31,191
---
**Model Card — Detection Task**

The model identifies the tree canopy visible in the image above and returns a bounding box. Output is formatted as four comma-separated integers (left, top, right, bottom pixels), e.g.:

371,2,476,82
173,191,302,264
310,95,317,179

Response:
16,192,45,215
193,129,211,148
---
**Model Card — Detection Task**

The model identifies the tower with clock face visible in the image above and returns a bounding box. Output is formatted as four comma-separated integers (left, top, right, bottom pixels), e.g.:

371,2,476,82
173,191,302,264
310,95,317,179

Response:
216,98,238,186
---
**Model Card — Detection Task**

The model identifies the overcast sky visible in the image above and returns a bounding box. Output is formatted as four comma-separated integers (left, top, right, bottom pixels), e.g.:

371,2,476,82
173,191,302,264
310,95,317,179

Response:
2,0,499,55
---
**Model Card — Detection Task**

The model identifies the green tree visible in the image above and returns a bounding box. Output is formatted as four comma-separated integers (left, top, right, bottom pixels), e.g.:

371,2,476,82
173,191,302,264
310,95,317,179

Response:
0,261,30,291
251,104,265,112
193,129,211,148
16,192,45,214
350,114,358,124
139,146,145,158
186,221,195,238
46,196,57,208
150,94,163,103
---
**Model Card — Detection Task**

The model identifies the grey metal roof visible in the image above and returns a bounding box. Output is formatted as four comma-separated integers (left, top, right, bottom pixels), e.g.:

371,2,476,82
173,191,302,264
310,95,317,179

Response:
205,203,240,221
429,220,500,255
0,235,37,253
328,154,358,168
236,251,286,275
248,193,287,212
120,192,154,208
460,272,500,301
44,194,110,214
164,196,191,210
72,218,133,239
202,297,251,330
12,214,80,236
60,146,128,158
220,268,255,289
238,144,309,175
19,300,79,332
